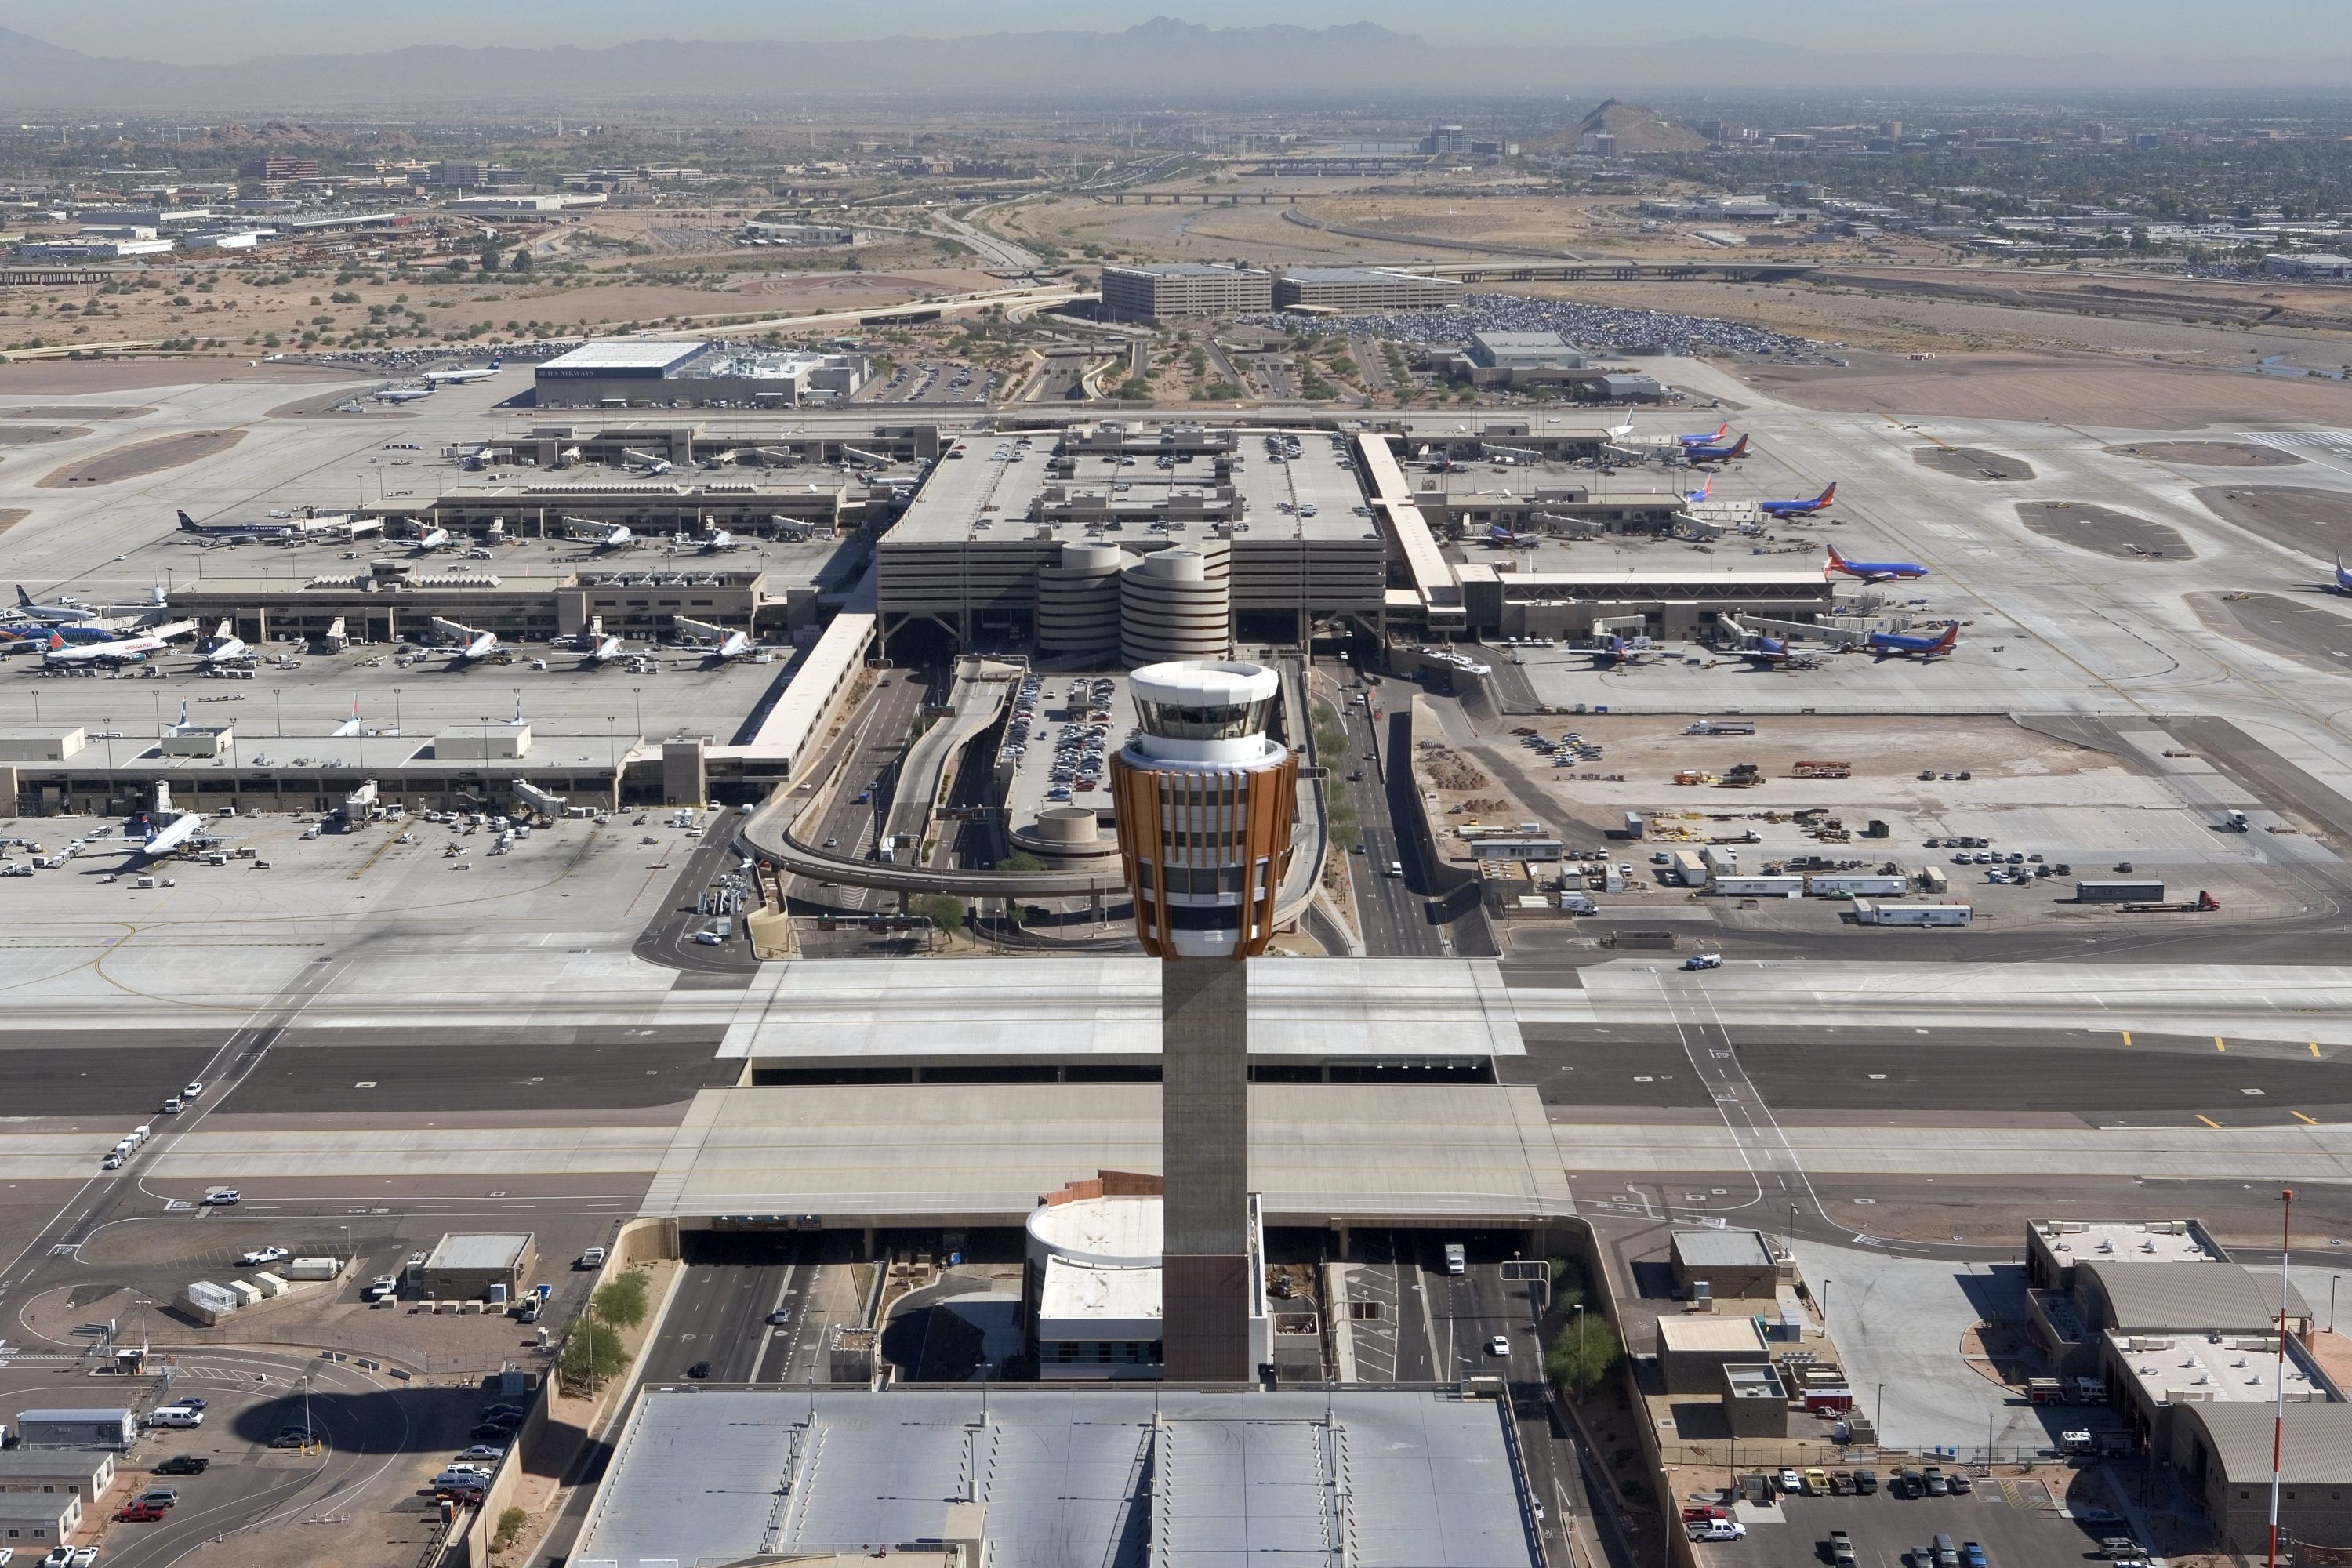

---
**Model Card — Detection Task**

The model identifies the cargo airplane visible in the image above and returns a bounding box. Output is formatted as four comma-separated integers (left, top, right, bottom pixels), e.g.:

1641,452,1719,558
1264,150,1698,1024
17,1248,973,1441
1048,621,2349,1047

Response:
1824,543,1929,583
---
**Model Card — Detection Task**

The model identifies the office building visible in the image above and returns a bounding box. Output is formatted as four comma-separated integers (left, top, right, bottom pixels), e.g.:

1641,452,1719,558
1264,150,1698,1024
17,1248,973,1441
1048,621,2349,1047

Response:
1111,661,1296,1381
1273,267,1463,313
1098,263,1273,324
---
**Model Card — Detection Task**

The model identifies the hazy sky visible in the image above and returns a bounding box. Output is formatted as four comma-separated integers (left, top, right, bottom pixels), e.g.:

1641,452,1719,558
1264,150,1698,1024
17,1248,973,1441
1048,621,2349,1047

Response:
5,0,2345,65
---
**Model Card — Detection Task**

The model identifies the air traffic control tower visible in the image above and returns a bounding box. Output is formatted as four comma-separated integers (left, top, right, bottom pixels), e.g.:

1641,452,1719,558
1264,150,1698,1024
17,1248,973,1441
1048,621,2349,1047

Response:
1109,660,1297,1381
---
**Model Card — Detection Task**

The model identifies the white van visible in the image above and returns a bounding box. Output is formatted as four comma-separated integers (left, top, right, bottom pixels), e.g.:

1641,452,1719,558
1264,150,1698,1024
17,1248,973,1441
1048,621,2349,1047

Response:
147,1405,204,1428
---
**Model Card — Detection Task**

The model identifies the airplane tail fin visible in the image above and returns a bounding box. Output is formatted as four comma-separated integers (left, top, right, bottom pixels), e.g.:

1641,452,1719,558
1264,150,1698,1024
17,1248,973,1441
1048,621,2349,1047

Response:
177,510,198,531
1823,544,1846,575
179,699,188,727
1932,623,1958,652
1816,482,1836,508
488,358,500,370
14,586,31,608
1727,435,1749,459
45,631,61,650
153,585,167,606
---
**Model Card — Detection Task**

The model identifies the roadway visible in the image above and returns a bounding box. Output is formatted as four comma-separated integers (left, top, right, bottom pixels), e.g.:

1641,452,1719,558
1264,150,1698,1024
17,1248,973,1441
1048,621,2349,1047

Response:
637,1232,856,1387
1327,676,1442,956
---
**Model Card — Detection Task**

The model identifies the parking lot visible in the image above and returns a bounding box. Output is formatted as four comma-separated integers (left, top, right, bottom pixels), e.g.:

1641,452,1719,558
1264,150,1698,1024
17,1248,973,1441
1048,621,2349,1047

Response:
1692,1478,2149,1568
996,670,1137,833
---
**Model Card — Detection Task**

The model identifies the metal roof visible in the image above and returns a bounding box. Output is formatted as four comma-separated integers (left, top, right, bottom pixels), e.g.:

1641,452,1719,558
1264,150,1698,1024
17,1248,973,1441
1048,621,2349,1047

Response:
2081,1261,2311,1333
538,340,706,372
574,1388,1537,1568
2179,1402,2352,1485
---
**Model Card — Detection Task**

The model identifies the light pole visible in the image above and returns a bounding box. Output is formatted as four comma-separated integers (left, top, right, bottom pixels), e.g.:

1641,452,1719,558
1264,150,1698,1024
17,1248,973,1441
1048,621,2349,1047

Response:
2332,1275,2339,1334
1876,1381,1885,1443
392,686,402,735
1788,1202,1798,1261
102,717,113,771
271,687,281,739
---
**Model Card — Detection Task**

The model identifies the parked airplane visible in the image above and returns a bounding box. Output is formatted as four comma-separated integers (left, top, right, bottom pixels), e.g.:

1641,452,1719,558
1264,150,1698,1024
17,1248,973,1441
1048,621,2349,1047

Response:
193,619,249,666
1676,422,1730,447
697,527,736,552
2336,550,2352,594
1584,632,1657,668
1867,622,1959,660
1759,483,1838,517
1717,615,1791,665
412,527,452,554
1824,543,1929,583
1,622,118,649
707,630,751,660
1681,477,1712,506
621,448,674,476
11,585,97,625
41,629,172,666
374,386,432,404
583,634,625,664
421,358,501,385
1483,524,1537,549
129,781,216,862
177,508,350,541
1683,434,1749,463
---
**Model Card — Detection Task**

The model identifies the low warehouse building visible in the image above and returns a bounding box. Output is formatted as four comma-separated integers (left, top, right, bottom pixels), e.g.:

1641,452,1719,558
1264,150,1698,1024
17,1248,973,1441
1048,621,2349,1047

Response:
419,1232,537,1299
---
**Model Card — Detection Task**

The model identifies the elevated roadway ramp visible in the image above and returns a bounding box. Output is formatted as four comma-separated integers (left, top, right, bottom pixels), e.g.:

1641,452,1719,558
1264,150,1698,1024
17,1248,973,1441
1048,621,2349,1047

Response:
880,655,1022,852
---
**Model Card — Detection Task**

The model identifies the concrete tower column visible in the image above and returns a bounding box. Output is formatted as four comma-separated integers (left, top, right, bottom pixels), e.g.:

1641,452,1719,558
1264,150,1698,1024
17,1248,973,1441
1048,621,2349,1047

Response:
1110,660,1296,1385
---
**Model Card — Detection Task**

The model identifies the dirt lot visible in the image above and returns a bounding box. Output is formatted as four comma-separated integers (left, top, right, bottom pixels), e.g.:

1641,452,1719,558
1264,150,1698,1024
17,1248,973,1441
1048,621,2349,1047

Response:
2189,592,2352,678
38,427,245,487
2195,485,2352,557
1739,352,2352,427
2107,440,2303,467
1914,445,2035,481
0,423,90,444
2016,500,2192,560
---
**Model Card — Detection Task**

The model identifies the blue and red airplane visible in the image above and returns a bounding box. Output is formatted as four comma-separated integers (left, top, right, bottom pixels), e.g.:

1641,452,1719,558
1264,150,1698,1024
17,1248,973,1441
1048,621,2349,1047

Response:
1675,422,1729,447
1684,432,1749,463
1759,483,1837,517
1824,543,1929,583
1866,622,1958,660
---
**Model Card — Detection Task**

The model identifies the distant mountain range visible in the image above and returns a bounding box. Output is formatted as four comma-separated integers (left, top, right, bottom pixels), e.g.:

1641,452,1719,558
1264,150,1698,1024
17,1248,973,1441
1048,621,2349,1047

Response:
0,18,2338,111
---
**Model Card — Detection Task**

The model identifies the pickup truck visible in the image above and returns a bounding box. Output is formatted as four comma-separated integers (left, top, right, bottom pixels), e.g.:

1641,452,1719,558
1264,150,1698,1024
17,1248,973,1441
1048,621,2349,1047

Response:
1830,1531,1857,1567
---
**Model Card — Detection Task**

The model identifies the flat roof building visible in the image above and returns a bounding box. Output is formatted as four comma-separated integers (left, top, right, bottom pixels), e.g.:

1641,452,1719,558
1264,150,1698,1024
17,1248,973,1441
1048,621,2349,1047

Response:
418,1232,537,1299
12,1410,136,1450
1098,263,1273,325
1656,1313,1770,1395
0,1451,116,1504
2027,1218,2223,1291
1669,1228,1780,1300
1274,267,1464,314
1469,331,1587,371
535,339,871,408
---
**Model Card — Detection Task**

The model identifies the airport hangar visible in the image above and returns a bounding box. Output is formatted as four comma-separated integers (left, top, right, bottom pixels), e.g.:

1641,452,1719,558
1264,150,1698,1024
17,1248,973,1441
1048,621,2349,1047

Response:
530,339,875,408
